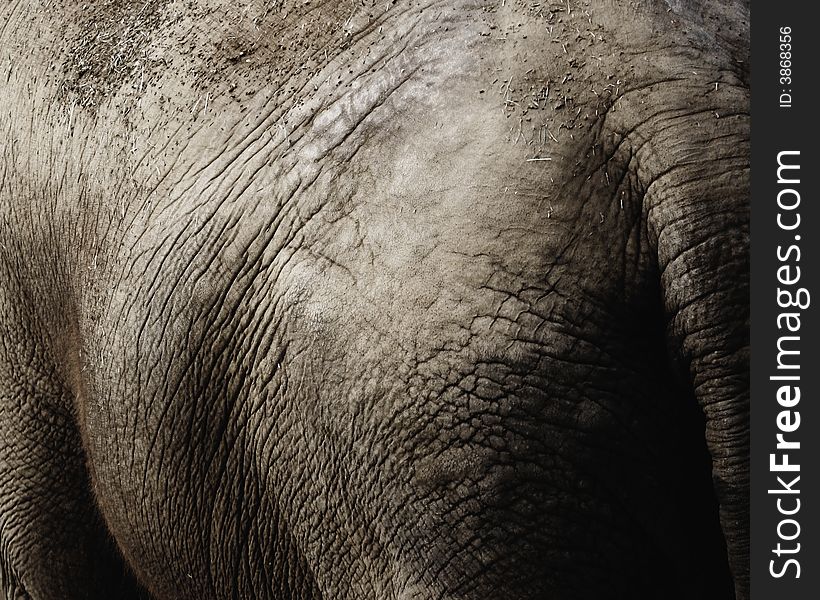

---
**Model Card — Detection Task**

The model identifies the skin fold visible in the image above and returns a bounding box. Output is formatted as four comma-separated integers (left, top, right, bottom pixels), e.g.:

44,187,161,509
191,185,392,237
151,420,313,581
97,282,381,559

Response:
0,1,749,598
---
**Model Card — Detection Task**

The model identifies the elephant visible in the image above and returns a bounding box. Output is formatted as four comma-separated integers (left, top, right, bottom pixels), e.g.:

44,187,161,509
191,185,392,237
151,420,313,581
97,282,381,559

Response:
0,0,749,598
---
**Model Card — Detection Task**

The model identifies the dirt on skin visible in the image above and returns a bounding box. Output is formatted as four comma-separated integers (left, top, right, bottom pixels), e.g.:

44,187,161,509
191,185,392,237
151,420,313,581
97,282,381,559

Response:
54,0,747,164
57,0,388,112
38,0,750,256
57,0,612,113
59,0,169,108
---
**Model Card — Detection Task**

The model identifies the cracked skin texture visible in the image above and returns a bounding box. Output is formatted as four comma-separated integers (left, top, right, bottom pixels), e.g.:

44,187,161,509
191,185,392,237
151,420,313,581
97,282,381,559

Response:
0,0,749,599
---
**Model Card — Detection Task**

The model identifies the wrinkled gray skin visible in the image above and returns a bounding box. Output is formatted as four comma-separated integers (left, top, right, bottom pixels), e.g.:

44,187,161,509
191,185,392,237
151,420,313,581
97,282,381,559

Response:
0,0,748,598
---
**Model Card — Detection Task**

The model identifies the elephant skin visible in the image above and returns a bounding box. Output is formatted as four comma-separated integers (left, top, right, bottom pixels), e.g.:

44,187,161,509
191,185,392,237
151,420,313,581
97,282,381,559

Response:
0,0,749,598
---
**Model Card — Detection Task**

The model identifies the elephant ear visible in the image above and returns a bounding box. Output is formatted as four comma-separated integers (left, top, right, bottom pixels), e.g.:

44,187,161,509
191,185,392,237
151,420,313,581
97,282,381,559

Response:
639,85,750,598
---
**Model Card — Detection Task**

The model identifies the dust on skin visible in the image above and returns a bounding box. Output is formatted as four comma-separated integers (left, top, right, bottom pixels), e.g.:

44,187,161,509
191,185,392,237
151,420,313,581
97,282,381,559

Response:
58,0,388,112
45,0,746,221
